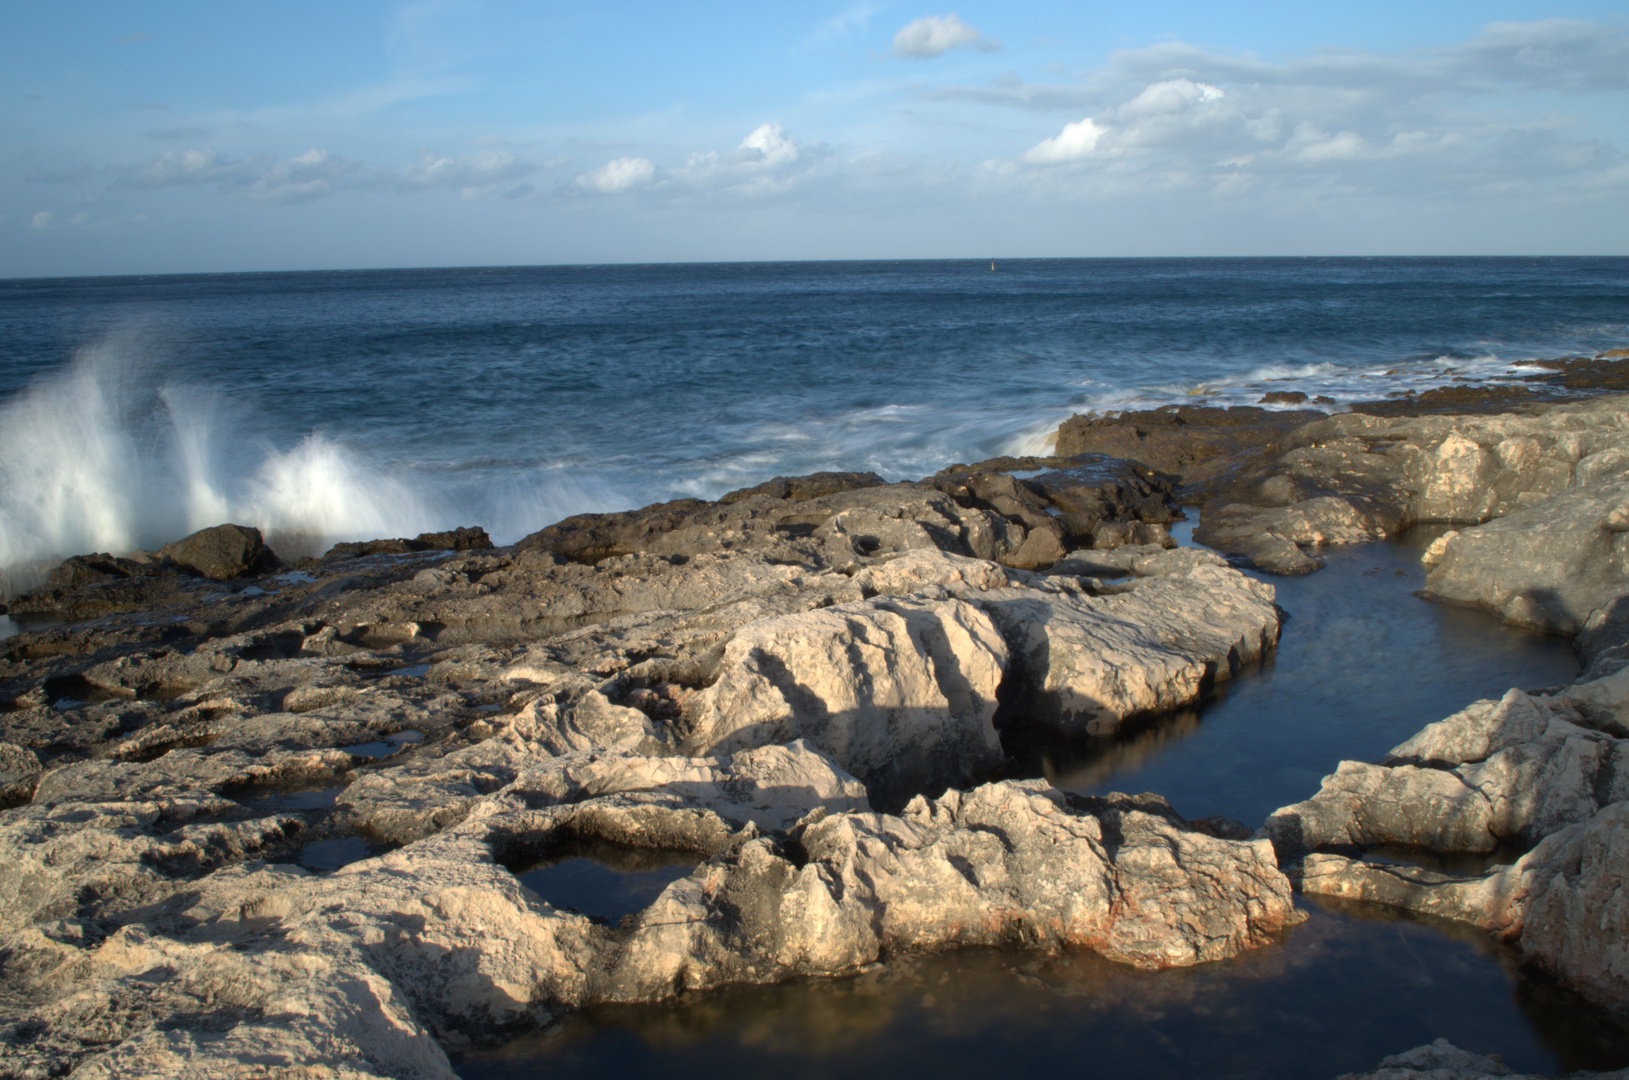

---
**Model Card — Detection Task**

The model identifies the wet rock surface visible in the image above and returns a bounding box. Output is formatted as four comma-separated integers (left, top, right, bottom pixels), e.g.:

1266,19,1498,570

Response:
0,469,1298,1076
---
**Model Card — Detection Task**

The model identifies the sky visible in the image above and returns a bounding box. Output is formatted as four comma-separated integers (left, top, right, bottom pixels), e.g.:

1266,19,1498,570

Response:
3,1,1628,276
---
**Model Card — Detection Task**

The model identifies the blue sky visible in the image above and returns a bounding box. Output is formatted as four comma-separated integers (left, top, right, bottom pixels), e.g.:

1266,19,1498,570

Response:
4,1,1627,275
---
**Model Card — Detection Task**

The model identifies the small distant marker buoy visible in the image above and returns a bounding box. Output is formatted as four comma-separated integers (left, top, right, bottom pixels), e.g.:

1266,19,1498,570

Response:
990,259,996,271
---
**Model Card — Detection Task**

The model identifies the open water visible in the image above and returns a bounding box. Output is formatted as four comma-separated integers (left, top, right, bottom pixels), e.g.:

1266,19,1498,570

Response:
2,257,1627,592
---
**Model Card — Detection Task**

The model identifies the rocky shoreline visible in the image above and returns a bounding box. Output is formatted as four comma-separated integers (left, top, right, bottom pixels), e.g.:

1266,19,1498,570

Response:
5,378,1629,1078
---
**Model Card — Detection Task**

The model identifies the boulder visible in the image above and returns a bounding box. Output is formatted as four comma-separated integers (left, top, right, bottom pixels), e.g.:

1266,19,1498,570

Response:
1421,475,1629,634
978,551,1280,736
159,523,272,580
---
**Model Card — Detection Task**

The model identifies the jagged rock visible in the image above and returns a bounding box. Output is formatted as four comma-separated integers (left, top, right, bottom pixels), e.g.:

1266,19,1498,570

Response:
1514,801,1629,1014
322,525,494,561
0,740,42,807
1195,496,1392,574
0,751,1299,1076
1058,394,1629,577
610,784,1303,1000
1264,687,1629,857
1053,405,1327,501
1272,667,1629,1018
0,472,1300,1073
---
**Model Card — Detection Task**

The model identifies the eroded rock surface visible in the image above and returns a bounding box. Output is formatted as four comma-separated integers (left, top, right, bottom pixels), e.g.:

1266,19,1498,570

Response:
1056,394,1629,580
0,471,1295,1076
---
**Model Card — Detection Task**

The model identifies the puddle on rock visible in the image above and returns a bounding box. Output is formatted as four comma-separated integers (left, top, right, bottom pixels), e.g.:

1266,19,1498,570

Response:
238,784,348,816
340,729,425,759
514,843,700,926
298,834,390,871
454,897,1629,1080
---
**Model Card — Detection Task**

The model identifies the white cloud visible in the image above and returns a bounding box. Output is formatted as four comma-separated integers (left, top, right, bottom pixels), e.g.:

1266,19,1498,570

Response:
892,15,999,59
1120,79,1224,119
978,21,1628,206
669,124,828,198
124,148,254,187
738,123,800,167
29,211,52,229
1024,118,1104,164
400,150,532,192
1284,123,1368,162
247,148,358,203
119,146,540,203
576,157,657,194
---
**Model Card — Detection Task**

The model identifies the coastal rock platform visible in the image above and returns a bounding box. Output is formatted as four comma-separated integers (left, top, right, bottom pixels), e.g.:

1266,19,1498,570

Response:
0,469,1289,1077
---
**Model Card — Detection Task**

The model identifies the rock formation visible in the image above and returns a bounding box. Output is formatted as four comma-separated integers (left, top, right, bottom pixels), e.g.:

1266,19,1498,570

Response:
0,468,1295,1076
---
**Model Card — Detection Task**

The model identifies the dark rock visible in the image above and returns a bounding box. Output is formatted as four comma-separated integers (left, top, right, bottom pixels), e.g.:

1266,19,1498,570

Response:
1053,405,1328,502
44,553,147,589
1348,383,1542,417
719,471,885,503
411,526,492,551
159,523,272,580
1259,390,1309,405
323,526,493,561
1520,355,1629,393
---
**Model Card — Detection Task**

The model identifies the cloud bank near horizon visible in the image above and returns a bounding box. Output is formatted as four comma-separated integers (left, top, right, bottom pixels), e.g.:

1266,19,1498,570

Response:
4,5,1627,273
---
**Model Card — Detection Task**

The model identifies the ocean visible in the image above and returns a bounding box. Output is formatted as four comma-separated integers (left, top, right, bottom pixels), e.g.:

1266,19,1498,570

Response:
2,256,1627,590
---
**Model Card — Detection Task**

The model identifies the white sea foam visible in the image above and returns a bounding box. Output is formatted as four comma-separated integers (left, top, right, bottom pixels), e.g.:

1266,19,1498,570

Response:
0,345,437,595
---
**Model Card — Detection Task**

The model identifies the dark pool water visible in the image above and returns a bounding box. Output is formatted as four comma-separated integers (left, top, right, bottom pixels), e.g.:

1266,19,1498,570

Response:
456,897,1629,1080
515,846,701,926
453,528,1614,1079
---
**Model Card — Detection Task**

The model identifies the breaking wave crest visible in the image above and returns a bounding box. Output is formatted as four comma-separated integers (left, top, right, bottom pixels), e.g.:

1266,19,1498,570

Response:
0,345,433,596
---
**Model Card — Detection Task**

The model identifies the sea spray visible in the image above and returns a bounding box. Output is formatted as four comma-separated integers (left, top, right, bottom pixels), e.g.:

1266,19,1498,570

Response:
0,344,436,594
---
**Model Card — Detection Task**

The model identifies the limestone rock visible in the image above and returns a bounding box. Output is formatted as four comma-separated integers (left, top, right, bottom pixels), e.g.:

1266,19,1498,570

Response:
1422,475,1629,634
979,553,1280,736
680,595,1009,807
607,783,1304,1001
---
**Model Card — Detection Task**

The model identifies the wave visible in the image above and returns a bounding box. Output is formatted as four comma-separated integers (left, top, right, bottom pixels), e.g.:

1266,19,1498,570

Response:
0,345,433,596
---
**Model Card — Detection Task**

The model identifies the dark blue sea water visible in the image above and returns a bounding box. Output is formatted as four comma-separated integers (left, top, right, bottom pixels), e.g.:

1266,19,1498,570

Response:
2,257,1627,589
